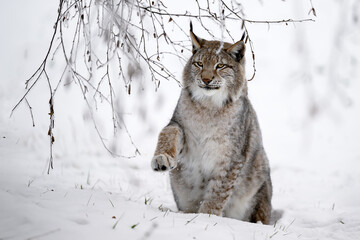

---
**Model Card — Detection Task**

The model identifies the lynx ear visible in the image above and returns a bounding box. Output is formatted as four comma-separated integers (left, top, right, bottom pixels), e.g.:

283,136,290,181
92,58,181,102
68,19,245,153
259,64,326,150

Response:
190,22,202,54
227,38,245,62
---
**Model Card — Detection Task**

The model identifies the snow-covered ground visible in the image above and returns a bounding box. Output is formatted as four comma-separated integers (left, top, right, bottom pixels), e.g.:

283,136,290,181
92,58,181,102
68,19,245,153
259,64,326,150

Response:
1,0,360,239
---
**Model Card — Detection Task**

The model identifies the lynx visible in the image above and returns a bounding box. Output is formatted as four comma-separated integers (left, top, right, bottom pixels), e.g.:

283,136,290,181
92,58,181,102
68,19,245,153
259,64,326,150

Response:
151,23,272,224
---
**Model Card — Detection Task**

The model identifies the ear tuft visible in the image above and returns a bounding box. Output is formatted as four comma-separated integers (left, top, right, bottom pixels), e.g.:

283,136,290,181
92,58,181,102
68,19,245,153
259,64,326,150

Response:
190,22,202,54
227,40,245,62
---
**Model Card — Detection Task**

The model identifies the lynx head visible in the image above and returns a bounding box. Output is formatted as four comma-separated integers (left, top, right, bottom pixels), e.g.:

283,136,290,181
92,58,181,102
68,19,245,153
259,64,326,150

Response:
183,23,247,108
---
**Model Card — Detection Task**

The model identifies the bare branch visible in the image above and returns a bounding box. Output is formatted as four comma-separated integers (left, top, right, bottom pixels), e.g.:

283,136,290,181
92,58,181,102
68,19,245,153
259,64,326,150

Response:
12,0,314,171
25,98,35,127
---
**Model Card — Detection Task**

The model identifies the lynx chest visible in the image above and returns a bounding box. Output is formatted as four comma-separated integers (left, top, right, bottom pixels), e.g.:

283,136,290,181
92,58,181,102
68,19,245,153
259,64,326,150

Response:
176,100,242,180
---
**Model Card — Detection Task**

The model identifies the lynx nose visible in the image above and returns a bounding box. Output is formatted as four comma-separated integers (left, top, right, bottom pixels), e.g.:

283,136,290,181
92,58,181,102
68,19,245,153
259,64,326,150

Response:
202,77,213,85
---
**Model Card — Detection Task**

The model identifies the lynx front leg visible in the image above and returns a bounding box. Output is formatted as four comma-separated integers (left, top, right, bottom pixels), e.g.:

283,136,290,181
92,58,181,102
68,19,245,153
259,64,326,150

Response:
152,124,183,172
198,160,243,216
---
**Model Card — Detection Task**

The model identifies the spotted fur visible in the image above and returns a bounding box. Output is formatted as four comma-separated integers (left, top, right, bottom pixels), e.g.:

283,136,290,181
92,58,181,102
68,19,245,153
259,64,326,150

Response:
152,26,272,224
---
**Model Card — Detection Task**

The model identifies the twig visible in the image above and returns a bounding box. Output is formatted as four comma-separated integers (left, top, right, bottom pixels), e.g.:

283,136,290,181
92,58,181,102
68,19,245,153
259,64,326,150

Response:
25,98,35,127
308,0,317,17
185,214,199,225
109,198,115,208
284,218,296,232
11,0,64,116
140,4,314,24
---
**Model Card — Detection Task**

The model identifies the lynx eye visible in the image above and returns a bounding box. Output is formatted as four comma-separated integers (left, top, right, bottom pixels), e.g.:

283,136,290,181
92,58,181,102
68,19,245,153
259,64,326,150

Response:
216,63,225,69
194,62,203,68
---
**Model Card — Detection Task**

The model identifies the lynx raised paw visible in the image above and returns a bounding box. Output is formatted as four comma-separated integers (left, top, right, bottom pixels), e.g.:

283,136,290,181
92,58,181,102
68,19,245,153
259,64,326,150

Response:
151,154,176,172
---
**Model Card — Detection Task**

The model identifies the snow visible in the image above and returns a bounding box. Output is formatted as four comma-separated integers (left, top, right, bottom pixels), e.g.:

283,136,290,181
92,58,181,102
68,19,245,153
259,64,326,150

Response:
1,0,360,239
